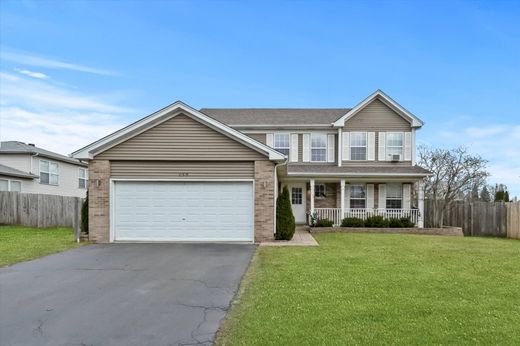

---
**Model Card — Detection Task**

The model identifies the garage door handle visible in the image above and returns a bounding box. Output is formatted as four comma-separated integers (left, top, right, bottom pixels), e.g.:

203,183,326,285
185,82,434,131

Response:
182,218,186,221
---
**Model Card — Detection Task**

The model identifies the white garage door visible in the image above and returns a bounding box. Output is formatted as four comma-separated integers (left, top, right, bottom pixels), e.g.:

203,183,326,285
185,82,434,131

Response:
113,181,254,242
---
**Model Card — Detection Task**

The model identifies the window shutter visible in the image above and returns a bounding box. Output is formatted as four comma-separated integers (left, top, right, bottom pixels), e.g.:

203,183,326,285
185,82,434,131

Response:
327,134,335,162
403,184,411,209
302,133,310,162
378,132,386,161
404,132,412,161
290,134,298,162
342,132,350,161
266,133,274,147
367,132,375,161
366,184,374,209
378,184,386,209
345,183,350,209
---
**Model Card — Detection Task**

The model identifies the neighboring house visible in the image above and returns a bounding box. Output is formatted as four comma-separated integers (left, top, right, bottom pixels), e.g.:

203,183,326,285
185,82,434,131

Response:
72,90,430,243
0,141,88,198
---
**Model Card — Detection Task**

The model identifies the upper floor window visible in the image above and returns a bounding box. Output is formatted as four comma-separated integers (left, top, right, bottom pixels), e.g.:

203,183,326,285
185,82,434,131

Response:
0,179,21,192
40,160,59,185
315,184,326,198
311,134,327,162
274,133,290,156
386,133,404,159
79,168,88,189
350,132,367,160
386,184,403,209
350,185,366,209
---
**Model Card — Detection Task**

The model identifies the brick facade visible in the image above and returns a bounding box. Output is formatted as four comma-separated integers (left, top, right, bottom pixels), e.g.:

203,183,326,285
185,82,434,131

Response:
254,160,276,242
88,160,110,243
310,182,339,209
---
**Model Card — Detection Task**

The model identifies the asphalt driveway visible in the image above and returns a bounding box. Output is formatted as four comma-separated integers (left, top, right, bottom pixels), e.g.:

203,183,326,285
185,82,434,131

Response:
0,243,255,346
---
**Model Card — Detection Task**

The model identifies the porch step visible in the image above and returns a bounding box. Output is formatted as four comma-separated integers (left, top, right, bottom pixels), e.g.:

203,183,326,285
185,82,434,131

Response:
296,225,311,232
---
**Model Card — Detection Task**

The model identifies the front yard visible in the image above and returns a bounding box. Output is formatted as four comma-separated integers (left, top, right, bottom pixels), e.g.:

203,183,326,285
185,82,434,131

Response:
218,233,520,345
0,226,83,267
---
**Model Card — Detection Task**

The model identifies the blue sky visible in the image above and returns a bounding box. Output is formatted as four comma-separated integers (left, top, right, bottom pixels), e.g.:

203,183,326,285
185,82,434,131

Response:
0,0,519,196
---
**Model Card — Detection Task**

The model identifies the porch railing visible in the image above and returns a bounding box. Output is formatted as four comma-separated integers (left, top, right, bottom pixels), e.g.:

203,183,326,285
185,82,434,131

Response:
314,208,343,226
313,208,420,226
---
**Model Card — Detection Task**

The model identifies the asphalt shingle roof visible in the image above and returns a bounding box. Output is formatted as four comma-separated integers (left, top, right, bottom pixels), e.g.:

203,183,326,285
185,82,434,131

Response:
0,164,38,179
287,164,431,176
0,141,87,166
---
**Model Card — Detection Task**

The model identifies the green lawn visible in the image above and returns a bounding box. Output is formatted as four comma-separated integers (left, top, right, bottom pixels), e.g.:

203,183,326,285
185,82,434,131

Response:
217,233,520,346
0,226,83,267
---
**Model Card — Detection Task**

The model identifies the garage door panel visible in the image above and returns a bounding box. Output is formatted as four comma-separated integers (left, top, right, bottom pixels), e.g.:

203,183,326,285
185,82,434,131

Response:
114,181,254,242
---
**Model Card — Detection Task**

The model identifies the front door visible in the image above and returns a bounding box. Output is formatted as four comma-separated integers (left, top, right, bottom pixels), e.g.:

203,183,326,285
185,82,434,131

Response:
285,183,307,224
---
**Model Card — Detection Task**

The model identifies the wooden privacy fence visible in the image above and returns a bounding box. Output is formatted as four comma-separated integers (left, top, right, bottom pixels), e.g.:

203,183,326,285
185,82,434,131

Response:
0,191,83,229
425,200,520,239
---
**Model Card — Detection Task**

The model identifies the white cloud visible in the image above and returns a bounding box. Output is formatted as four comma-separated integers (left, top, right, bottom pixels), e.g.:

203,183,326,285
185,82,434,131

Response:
0,48,117,76
14,68,49,80
0,72,133,155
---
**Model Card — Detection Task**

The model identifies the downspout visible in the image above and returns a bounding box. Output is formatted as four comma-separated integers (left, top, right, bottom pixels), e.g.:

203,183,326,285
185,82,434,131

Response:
273,157,288,237
30,152,39,174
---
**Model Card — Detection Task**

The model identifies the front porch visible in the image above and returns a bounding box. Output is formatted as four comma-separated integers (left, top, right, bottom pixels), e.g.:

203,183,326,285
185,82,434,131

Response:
282,179,425,228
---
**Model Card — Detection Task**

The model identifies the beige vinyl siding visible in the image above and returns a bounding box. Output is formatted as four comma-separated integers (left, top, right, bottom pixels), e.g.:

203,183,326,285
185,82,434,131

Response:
344,99,411,131
111,161,254,179
96,114,266,161
246,133,266,144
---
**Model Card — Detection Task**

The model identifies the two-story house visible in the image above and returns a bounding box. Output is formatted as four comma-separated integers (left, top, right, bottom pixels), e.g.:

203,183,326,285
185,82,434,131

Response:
0,141,88,198
72,90,430,243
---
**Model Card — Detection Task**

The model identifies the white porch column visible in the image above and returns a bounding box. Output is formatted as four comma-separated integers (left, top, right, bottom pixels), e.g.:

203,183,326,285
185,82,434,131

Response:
418,180,425,228
340,179,345,219
337,128,343,166
310,179,315,215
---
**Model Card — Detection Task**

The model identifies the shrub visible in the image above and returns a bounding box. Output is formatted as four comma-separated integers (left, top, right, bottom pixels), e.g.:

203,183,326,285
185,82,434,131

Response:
364,215,389,228
316,218,334,227
341,217,365,227
388,217,402,228
399,217,415,228
81,191,89,234
276,186,295,240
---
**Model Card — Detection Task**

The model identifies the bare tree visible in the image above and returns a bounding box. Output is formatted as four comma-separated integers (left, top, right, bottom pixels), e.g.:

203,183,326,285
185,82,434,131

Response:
418,146,489,227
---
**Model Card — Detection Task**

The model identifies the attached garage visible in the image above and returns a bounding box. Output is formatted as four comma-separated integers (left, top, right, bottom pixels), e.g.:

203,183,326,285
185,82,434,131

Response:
72,101,283,243
112,180,254,242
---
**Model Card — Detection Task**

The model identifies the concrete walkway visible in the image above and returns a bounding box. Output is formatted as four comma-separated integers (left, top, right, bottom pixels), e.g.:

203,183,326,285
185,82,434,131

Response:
260,229,319,246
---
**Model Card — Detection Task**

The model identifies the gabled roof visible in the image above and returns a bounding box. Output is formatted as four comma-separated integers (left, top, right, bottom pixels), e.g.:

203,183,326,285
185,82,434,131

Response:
200,108,350,127
71,101,286,161
0,141,87,166
332,90,424,128
0,164,38,179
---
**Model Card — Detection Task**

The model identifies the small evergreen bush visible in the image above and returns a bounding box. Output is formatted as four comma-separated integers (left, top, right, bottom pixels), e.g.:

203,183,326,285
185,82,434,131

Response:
399,217,415,228
364,215,389,228
341,217,365,227
316,218,334,227
81,191,89,234
388,217,402,228
275,186,296,240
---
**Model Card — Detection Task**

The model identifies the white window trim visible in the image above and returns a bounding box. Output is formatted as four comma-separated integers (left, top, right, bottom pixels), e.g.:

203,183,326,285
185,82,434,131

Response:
350,132,367,161
39,159,60,186
386,132,404,160
314,184,326,199
273,133,290,156
310,133,328,162
79,168,89,189
386,183,403,209
349,184,366,209
291,186,303,205
0,179,22,192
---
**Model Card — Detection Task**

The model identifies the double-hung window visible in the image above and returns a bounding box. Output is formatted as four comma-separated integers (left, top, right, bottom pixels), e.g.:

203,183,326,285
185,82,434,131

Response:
40,160,59,185
274,133,290,156
386,184,403,209
0,179,21,192
311,134,327,162
350,185,366,209
386,132,404,160
79,168,88,189
350,132,367,160
314,184,326,198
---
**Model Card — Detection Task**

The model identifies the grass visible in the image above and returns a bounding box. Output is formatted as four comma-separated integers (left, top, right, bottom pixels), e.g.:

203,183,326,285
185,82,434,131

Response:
217,233,520,346
0,226,84,267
